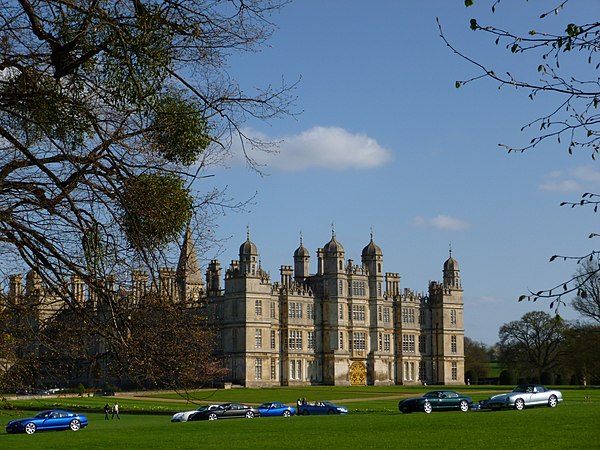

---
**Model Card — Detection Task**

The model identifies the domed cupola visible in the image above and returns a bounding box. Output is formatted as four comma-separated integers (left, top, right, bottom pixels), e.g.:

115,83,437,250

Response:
239,228,259,276
361,238,382,258
239,236,258,257
444,255,459,272
294,233,310,281
443,247,461,289
294,238,310,258
361,231,383,276
324,233,344,255
323,228,345,274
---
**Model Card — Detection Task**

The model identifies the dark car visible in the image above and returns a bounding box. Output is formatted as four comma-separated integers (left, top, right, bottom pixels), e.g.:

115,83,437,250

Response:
93,390,115,397
398,390,473,414
257,402,296,417
6,410,88,435
188,402,260,420
297,401,348,416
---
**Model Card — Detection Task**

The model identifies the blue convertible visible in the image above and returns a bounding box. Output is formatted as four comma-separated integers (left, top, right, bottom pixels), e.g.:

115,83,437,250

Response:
6,410,88,435
298,401,348,416
257,402,296,417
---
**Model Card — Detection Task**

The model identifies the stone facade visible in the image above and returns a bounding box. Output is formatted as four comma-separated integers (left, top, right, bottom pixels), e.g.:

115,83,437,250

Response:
205,231,465,387
2,228,465,388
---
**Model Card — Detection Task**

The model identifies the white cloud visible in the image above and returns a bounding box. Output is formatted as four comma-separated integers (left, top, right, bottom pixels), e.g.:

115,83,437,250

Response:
539,179,581,192
413,215,470,231
467,295,502,305
540,166,600,192
233,126,393,171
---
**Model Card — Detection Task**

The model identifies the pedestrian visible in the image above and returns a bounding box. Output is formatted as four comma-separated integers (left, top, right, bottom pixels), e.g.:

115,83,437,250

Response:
112,402,120,420
104,403,110,420
296,398,301,408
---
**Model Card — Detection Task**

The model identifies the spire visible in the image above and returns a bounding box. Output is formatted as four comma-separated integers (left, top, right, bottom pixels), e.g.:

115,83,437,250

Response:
177,226,203,285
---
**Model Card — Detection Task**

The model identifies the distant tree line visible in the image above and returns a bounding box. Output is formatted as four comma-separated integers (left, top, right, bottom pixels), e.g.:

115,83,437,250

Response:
466,264,600,385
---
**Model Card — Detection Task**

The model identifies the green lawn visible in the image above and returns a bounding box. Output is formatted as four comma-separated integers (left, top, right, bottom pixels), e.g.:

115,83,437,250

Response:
1,386,598,449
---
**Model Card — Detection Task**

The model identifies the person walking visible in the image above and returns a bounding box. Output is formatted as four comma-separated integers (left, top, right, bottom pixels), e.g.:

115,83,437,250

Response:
112,402,120,420
104,403,110,420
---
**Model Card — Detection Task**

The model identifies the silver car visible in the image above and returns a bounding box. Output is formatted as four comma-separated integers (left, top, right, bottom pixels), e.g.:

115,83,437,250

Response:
480,384,562,411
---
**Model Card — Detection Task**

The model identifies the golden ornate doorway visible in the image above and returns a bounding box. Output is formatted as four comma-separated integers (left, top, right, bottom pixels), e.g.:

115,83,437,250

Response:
349,361,366,385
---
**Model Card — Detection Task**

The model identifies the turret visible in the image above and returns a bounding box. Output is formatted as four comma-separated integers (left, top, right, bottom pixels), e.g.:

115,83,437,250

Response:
323,230,345,274
293,235,310,282
239,230,259,276
206,260,222,295
443,251,461,289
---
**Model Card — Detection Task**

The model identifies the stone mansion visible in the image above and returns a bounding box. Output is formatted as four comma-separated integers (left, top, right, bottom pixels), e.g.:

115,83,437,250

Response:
202,230,465,387
2,228,465,388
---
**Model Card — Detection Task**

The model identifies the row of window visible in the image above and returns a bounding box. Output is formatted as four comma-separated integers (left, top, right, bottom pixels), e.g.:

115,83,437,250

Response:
254,300,316,320
255,330,317,351
377,306,391,323
254,329,458,355
402,361,458,382
252,301,458,328
255,358,304,381
256,358,458,382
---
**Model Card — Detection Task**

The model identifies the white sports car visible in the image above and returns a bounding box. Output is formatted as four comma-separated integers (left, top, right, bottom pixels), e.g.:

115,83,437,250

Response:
171,404,219,422
480,384,562,411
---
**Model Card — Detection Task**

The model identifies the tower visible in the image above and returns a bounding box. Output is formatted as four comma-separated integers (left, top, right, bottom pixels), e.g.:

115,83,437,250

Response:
176,227,204,303
429,250,464,385
293,234,310,282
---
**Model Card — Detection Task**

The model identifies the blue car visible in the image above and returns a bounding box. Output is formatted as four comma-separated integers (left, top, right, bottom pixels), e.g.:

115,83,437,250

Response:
6,410,88,435
257,402,296,417
298,401,348,416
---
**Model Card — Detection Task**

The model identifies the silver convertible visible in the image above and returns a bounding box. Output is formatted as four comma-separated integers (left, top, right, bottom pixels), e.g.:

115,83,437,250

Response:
480,384,562,411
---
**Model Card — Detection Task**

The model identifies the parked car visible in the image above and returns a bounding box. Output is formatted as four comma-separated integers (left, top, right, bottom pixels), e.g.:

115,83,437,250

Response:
297,401,348,416
30,389,50,396
171,404,220,422
257,402,296,417
6,410,88,435
479,384,563,411
398,390,473,414
188,403,260,420
93,390,115,396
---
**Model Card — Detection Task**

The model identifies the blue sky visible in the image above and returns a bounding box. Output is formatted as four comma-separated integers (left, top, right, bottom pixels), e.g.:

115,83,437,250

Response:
200,1,600,345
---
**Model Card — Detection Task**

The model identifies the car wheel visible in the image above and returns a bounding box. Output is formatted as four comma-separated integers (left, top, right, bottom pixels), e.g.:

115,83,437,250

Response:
302,410,309,416
514,398,525,411
283,410,291,417
548,395,558,408
245,411,254,418
24,423,36,435
69,419,81,431
208,413,218,420
459,400,469,412
327,409,335,415
423,402,433,414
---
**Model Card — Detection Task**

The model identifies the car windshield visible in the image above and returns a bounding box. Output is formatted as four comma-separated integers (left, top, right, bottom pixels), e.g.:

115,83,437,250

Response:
512,385,533,393
258,403,272,409
34,411,51,419
321,401,334,407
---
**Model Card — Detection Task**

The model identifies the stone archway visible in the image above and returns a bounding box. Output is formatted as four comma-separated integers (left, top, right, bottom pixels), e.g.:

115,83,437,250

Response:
349,361,366,386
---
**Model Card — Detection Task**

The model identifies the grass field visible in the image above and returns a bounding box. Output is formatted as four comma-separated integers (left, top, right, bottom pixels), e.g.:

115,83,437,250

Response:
1,386,598,449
